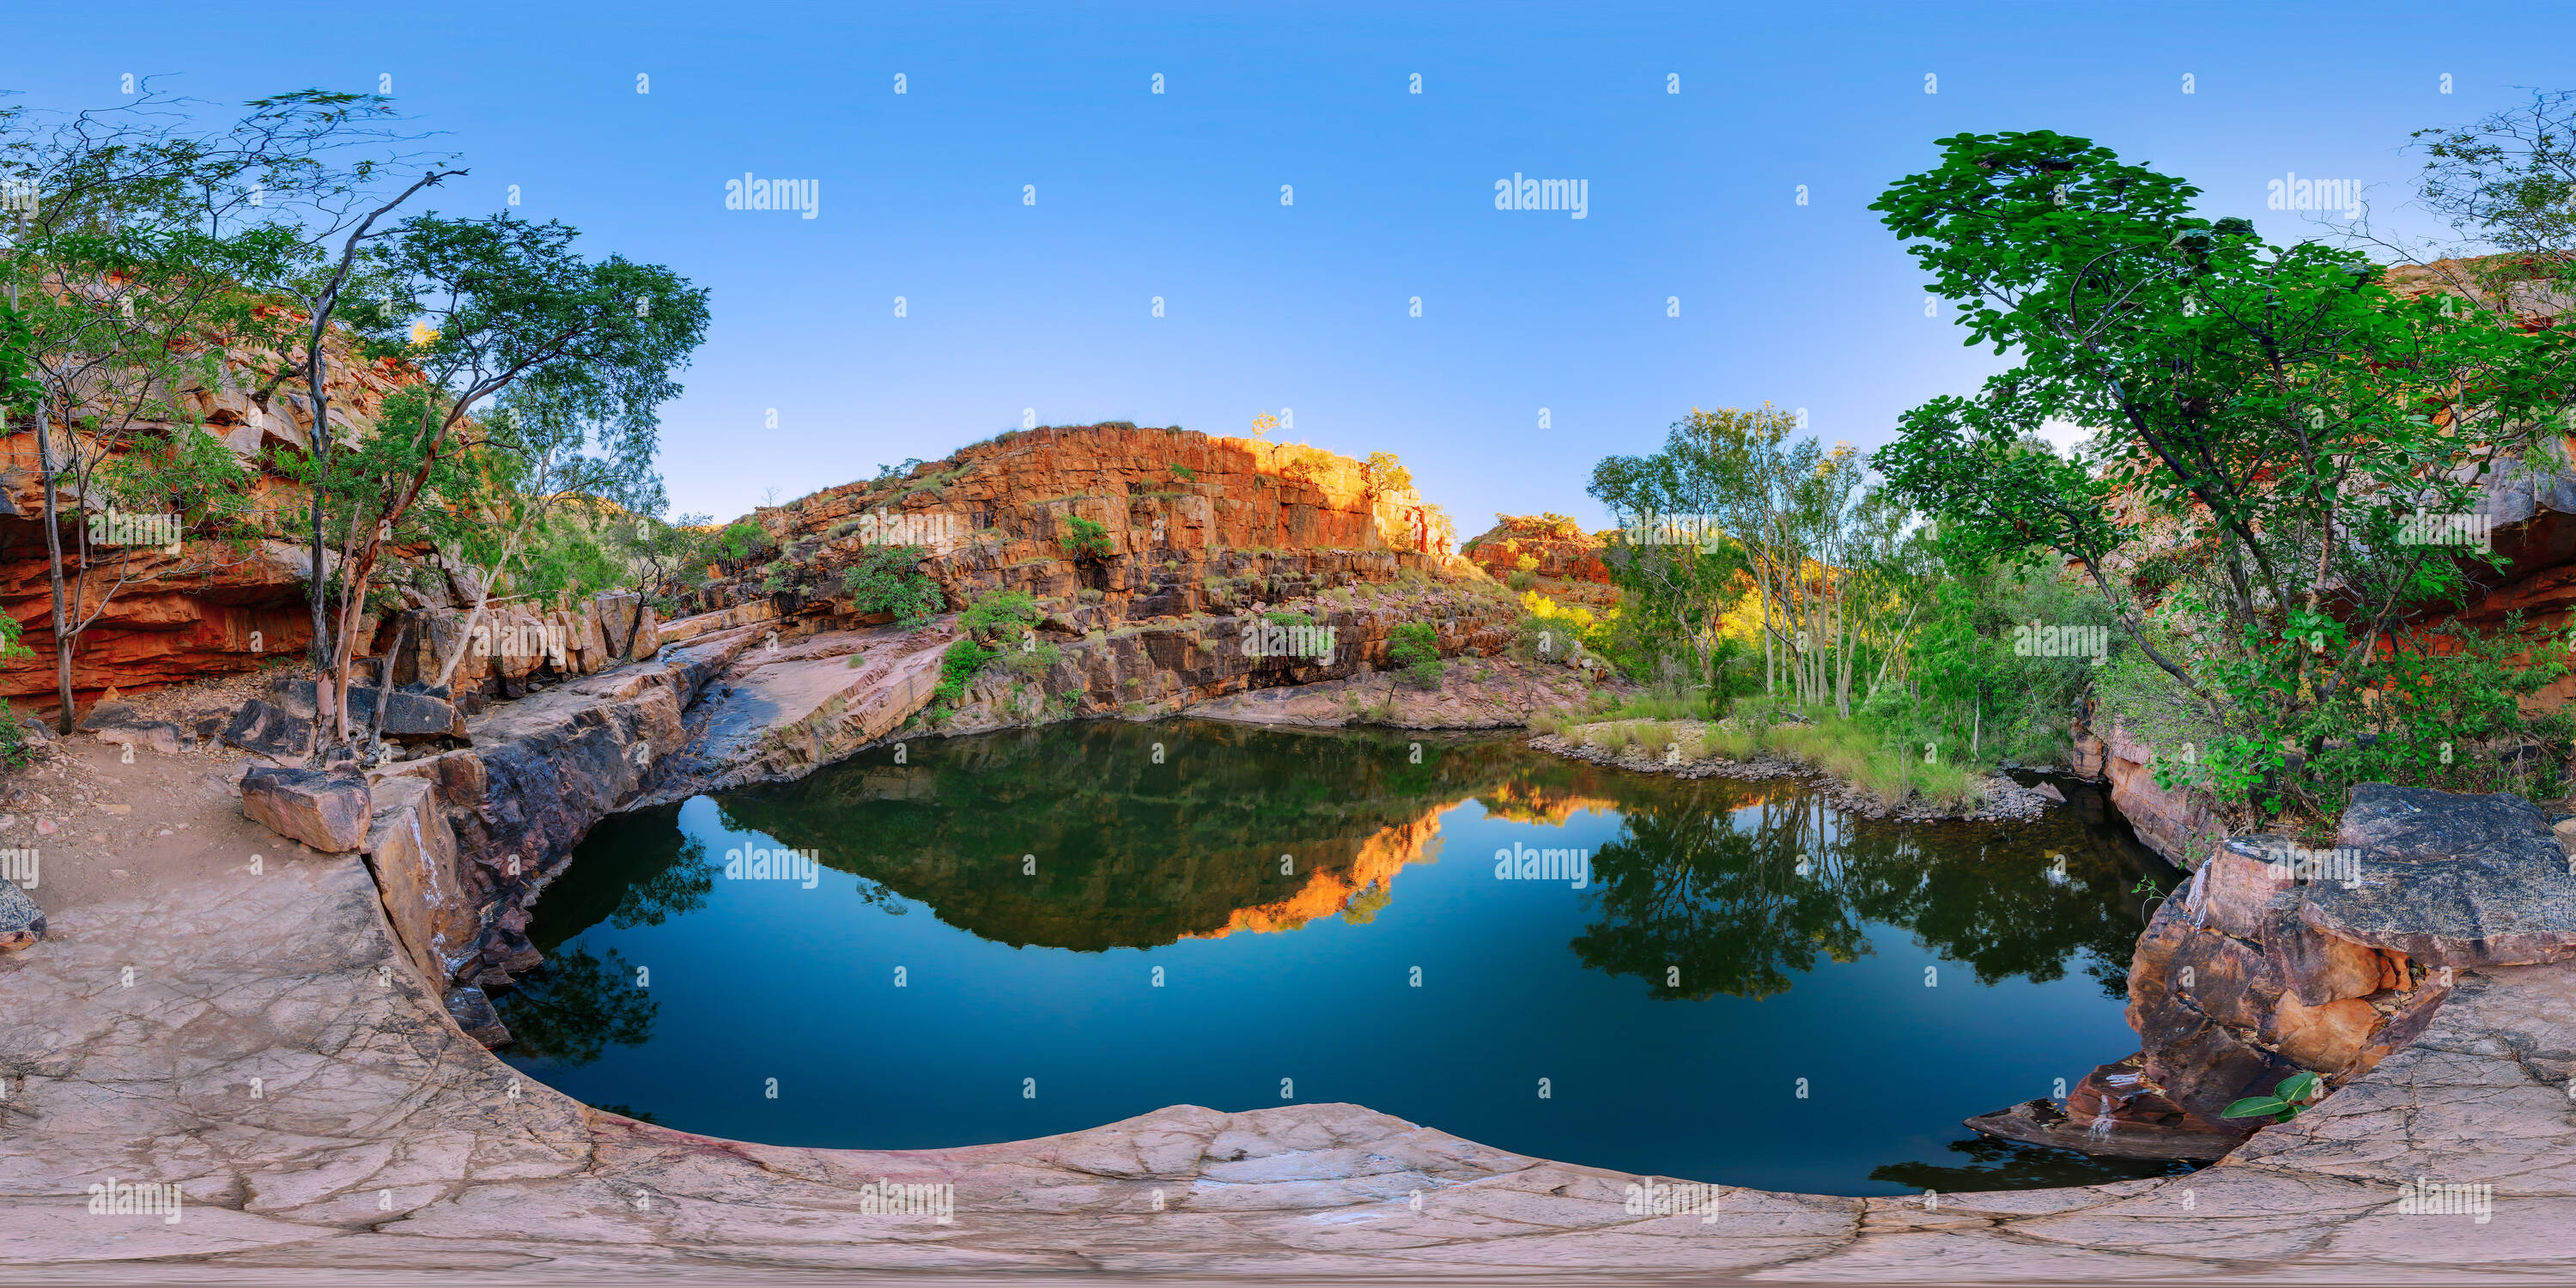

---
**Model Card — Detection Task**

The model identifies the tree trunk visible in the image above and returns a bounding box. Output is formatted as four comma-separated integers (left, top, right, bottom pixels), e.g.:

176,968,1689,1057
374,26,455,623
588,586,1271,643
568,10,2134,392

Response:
37,392,72,732
624,591,650,663
305,331,333,671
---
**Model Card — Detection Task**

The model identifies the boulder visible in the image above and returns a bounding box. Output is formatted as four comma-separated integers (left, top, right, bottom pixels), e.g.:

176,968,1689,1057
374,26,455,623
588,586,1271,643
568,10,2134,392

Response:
2264,992,2382,1071
240,766,371,853
74,700,143,732
347,684,467,743
2306,783,2576,967
264,676,322,720
0,876,43,951
444,985,512,1048
93,720,185,756
223,698,316,760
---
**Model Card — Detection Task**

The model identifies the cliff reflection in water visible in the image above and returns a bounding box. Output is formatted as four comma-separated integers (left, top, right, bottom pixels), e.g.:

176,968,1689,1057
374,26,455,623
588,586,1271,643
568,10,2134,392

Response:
513,719,2168,1054
498,717,2178,1194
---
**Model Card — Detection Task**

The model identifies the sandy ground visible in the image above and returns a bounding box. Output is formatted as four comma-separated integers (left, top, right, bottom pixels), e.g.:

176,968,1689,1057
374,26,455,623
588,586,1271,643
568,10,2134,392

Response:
0,728,301,921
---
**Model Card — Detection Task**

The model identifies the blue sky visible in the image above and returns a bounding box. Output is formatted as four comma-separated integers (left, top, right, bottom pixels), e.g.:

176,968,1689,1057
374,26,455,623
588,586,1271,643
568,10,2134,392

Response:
7,1,2566,531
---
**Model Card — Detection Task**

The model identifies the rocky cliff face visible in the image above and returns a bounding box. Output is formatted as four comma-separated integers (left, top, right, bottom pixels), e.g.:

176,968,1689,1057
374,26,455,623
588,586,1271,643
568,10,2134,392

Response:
653,425,1545,793
1461,514,1617,611
2068,697,2226,866
0,329,418,711
1462,514,1611,584
752,422,1463,599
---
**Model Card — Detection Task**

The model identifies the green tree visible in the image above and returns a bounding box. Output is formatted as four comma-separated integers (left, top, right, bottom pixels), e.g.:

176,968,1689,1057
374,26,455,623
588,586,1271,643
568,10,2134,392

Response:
840,544,943,625
302,211,708,740
1871,129,2571,818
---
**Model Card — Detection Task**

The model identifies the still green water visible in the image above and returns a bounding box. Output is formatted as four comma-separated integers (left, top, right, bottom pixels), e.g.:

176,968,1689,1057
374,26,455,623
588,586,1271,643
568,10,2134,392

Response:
498,719,2190,1196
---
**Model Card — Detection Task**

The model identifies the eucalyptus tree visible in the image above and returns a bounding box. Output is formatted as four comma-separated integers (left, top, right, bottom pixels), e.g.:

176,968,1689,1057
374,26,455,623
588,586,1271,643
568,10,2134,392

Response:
307,211,708,739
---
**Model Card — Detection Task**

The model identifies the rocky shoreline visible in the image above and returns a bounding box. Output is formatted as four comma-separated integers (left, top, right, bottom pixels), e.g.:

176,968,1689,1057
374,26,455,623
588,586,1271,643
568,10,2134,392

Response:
1527,725,2063,823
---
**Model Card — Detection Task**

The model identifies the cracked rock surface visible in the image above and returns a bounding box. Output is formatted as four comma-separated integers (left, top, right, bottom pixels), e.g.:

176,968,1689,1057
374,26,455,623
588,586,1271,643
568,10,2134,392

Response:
3,833,2574,1280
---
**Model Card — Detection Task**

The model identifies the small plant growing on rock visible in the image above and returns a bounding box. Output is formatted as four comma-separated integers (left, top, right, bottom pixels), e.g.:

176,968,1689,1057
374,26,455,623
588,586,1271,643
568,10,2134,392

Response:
933,639,998,708
2222,1071,2324,1125
1005,642,1063,679
1060,513,1118,559
1388,622,1443,689
957,589,1040,643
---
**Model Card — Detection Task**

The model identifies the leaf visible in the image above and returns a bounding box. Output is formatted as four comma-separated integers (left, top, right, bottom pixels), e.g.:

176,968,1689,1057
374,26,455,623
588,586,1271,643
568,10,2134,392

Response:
2277,1071,2322,1102
2221,1096,2288,1120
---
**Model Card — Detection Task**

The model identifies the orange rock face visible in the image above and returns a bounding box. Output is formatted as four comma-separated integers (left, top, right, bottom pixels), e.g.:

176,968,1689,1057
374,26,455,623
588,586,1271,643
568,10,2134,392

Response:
1462,514,1612,584
761,424,1463,566
1,329,416,713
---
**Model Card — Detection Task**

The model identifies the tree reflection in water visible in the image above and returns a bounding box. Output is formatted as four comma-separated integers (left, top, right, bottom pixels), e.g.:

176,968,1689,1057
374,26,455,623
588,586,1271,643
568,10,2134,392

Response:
1574,786,2168,1002
505,720,2174,1072
499,946,657,1066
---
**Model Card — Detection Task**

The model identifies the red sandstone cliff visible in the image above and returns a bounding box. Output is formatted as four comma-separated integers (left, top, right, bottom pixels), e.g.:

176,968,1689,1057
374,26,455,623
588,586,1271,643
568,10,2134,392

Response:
0,325,418,711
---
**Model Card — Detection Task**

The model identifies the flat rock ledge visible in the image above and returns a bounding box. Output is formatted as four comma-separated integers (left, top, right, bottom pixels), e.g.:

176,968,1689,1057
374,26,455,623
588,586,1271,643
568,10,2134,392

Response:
4,840,2574,1281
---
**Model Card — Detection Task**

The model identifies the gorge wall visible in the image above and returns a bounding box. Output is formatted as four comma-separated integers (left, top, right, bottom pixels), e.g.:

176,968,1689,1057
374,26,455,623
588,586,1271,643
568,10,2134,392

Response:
652,423,1559,795
0,325,418,712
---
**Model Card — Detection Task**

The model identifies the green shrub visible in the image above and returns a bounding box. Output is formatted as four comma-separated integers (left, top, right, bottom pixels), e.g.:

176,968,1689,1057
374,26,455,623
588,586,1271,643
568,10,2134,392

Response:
934,638,999,706
839,544,943,625
1059,513,1118,559
1005,641,1063,679
717,520,772,562
957,589,1040,644
1388,621,1443,688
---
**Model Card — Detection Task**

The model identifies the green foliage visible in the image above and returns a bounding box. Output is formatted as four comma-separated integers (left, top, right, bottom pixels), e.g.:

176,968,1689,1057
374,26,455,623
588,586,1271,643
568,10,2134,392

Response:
957,588,1040,646
1059,513,1118,559
1364,450,1413,495
839,544,944,625
934,638,999,708
1170,462,1196,482
609,512,718,621
1005,641,1063,679
2223,1072,2324,1124
1388,621,1444,688
1870,127,2574,819
715,521,770,562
